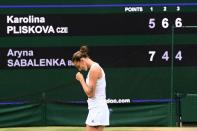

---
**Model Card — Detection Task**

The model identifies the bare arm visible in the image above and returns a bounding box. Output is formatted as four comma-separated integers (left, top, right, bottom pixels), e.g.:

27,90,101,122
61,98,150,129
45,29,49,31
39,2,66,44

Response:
76,65,101,98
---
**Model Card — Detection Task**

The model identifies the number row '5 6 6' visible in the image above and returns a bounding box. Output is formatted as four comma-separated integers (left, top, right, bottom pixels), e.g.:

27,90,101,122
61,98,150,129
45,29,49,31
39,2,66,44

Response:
149,18,182,29
148,51,182,61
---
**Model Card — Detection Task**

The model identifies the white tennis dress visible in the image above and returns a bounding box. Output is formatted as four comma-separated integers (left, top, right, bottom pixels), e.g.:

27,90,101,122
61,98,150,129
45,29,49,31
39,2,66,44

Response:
85,62,109,126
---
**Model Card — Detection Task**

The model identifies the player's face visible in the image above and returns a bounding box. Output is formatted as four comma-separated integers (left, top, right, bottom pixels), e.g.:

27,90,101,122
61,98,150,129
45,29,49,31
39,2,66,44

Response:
74,60,87,71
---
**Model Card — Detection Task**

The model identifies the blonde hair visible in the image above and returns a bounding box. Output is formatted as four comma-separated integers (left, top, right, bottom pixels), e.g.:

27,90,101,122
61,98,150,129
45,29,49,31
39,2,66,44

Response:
72,46,89,62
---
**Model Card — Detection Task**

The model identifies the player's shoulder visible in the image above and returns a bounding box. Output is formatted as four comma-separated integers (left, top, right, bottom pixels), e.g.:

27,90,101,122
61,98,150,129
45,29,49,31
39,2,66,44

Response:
90,62,102,72
91,62,101,69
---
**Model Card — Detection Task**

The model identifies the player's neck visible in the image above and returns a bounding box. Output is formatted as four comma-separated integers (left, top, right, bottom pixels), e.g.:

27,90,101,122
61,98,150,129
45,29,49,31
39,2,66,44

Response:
86,58,95,69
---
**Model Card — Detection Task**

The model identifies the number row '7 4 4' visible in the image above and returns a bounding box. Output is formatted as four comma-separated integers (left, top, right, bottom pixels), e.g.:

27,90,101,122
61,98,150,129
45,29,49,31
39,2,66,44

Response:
148,51,182,61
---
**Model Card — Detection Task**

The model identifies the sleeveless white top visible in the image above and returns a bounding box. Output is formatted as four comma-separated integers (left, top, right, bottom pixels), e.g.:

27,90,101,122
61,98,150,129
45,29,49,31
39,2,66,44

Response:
86,63,107,109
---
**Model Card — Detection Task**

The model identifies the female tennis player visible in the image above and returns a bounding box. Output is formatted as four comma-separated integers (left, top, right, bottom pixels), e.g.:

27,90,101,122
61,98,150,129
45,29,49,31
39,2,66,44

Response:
72,46,109,131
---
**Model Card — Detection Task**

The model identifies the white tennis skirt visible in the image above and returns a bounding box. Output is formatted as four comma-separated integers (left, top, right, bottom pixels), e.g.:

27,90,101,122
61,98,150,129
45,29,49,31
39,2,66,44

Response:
85,105,110,126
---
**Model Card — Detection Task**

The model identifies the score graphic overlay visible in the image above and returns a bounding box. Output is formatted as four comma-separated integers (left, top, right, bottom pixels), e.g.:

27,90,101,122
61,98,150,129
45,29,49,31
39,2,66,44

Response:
0,2,197,102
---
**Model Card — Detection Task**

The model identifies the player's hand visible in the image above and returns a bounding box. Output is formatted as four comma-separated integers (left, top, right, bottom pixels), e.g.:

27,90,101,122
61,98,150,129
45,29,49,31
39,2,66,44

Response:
76,72,84,82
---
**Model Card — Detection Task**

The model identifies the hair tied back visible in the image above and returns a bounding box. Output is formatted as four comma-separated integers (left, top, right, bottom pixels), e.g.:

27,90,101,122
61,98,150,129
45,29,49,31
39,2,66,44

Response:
80,46,88,54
